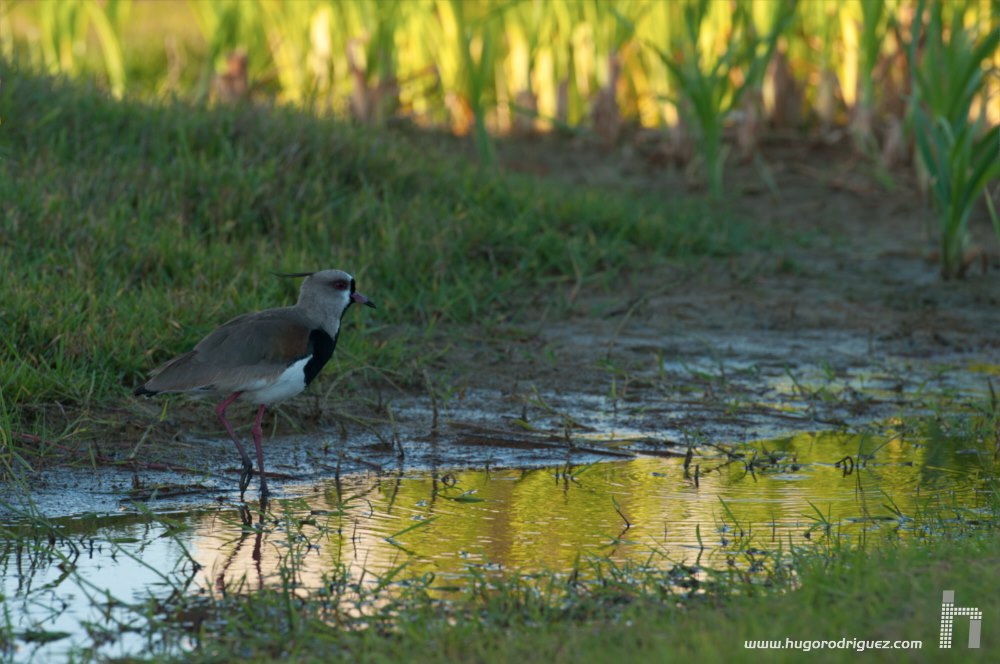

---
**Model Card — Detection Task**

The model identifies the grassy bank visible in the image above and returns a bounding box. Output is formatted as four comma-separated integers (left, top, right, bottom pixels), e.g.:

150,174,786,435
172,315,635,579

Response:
0,64,746,438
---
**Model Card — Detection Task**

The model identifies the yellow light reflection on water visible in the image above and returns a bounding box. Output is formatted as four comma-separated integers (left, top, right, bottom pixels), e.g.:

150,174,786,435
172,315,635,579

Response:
187,431,987,593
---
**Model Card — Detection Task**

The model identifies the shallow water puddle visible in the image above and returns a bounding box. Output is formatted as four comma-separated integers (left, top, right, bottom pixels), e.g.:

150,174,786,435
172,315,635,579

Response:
2,427,992,660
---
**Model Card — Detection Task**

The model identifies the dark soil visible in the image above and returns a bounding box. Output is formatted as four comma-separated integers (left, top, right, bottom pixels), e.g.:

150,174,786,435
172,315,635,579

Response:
459,131,1000,392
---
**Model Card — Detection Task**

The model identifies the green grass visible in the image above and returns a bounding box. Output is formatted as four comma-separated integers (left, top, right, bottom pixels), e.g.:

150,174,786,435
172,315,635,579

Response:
188,535,997,663
0,63,748,436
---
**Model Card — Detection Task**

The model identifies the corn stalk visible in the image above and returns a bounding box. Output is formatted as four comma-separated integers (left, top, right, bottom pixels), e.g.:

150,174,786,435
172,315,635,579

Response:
435,0,499,166
650,0,793,198
35,0,128,98
189,0,266,102
849,0,889,151
911,0,1000,278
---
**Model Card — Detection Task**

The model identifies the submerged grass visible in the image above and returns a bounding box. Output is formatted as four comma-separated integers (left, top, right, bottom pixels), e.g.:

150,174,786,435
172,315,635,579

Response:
4,454,999,662
2,395,997,660
191,537,997,663
0,64,748,437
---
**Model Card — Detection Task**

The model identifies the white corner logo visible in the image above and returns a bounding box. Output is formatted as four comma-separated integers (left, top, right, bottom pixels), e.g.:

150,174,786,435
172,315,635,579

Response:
940,590,982,649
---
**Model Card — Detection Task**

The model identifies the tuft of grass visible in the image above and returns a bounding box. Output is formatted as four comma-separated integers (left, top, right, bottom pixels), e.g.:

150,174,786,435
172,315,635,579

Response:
0,64,748,435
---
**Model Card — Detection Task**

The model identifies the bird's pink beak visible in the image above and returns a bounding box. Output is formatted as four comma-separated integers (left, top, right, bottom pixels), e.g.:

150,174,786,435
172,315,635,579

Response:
352,291,376,308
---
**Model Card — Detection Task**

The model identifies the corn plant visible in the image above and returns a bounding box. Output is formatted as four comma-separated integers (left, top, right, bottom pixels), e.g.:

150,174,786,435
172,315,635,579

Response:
649,0,793,198
0,6,12,62
499,0,542,132
849,0,890,151
4,0,995,184
338,0,402,122
632,1,683,128
34,0,128,98
189,0,266,102
259,0,346,108
911,0,1000,278
434,0,501,166
790,0,838,128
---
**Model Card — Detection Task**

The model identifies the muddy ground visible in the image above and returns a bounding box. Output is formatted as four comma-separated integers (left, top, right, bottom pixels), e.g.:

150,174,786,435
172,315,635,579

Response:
7,135,1000,516
497,132,1000,390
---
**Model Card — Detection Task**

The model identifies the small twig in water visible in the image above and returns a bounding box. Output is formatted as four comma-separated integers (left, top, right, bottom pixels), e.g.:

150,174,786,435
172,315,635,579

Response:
612,495,631,529
835,455,855,477
423,369,439,432
127,424,155,461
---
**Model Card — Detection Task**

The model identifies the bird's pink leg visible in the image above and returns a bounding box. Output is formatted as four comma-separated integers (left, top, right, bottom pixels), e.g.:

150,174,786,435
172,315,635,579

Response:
215,391,253,496
251,404,269,499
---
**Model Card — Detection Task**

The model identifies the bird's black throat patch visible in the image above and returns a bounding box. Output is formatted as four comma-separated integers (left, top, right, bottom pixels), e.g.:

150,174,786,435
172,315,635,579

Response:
303,328,337,385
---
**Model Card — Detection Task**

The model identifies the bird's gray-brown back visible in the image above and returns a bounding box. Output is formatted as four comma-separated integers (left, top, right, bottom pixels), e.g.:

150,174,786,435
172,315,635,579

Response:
142,308,317,394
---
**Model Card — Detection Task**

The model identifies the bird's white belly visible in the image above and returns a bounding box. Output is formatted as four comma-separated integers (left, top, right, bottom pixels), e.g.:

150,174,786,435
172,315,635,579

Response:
242,357,310,405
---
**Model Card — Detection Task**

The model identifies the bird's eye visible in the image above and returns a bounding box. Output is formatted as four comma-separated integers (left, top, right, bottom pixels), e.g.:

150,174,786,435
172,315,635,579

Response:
332,280,349,291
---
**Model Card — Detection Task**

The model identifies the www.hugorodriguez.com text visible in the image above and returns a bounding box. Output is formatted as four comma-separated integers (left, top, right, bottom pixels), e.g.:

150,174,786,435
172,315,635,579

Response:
745,638,922,652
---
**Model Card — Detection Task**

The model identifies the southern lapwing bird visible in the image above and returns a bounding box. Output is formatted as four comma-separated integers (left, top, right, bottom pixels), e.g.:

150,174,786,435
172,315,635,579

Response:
134,269,375,499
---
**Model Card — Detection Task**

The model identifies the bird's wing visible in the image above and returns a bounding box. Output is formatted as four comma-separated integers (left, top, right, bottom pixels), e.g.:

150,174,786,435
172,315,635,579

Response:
142,313,315,394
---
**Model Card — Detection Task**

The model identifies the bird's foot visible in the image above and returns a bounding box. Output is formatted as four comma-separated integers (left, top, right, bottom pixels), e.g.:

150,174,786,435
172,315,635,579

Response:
237,503,253,526
257,479,271,511
238,459,254,496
